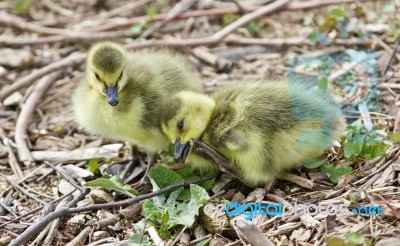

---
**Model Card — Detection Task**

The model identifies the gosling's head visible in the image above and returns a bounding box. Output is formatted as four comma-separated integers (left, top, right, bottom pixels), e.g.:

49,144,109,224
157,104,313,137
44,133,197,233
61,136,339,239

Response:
87,41,128,106
161,91,216,163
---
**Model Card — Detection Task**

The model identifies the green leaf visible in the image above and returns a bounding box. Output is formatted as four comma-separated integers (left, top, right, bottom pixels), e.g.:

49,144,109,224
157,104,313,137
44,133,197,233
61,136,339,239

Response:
245,20,260,36
308,31,319,45
190,184,210,203
343,134,365,159
389,28,400,40
138,172,210,237
161,211,169,226
221,14,240,26
196,238,211,246
177,189,191,201
360,135,387,159
318,77,328,90
344,122,392,161
303,15,314,26
12,0,31,14
176,164,195,179
345,232,365,245
128,234,152,246
325,236,345,246
148,166,184,190
199,179,215,191
143,199,166,224
388,132,400,143
131,20,148,35
85,158,100,174
167,184,209,228
321,164,352,183
84,176,139,197
329,8,345,19
319,16,337,32
146,7,158,18
165,188,184,207
304,159,325,169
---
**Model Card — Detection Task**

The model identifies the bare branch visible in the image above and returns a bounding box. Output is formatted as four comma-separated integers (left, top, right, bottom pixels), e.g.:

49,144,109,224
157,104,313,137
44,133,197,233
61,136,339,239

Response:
126,0,290,49
0,52,85,102
9,174,217,246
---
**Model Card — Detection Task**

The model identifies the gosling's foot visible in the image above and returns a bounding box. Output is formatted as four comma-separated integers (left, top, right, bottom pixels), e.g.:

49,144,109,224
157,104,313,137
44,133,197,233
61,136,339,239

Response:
120,145,147,183
132,152,157,190
106,145,147,184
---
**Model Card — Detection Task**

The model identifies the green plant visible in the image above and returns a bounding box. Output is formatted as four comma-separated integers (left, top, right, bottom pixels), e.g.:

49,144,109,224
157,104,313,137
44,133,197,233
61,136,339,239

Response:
245,20,260,36
320,163,352,183
85,175,139,197
130,166,214,241
343,121,391,161
85,158,100,174
325,232,372,246
12,0,31,14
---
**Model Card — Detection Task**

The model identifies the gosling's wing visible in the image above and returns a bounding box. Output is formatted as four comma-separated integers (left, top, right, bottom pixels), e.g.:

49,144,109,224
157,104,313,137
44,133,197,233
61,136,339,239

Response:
205,90,249,151
128,50,201,93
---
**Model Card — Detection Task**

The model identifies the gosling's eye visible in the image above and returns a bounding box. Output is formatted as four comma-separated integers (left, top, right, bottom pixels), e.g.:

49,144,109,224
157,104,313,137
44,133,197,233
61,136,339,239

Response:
177,119,185,131
95,73,100,81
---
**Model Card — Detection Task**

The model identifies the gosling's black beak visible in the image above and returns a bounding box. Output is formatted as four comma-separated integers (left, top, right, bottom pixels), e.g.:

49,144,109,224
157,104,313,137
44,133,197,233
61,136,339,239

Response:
174,139,191,164
106,85,119,106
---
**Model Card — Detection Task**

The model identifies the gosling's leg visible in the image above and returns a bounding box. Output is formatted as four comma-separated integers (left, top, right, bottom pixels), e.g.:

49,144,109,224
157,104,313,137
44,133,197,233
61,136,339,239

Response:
133,152,157,191
122,145,147,184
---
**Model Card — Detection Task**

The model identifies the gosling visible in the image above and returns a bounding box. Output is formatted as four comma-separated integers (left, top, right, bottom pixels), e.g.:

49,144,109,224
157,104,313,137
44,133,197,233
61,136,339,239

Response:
72,41,201,175
161,80,346,186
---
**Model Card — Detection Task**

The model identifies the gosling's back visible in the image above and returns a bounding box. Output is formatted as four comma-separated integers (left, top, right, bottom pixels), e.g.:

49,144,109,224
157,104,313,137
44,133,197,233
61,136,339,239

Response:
203,80,346,185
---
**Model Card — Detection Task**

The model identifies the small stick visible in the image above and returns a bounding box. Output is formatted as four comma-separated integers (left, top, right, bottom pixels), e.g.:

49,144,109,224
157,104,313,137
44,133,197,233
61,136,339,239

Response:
1,136,24,180
94,201,144,229
382,41,400,75
30,143,123,162
233,218,275,246
42,194,71,246
148,226,165,246
6,177,46,205
43,161,85,193
192,47,233,72
171,226,187,246
139,0,197,39
14,71,62,165
65,227,92,246
280,172,314,189
353,149,400,185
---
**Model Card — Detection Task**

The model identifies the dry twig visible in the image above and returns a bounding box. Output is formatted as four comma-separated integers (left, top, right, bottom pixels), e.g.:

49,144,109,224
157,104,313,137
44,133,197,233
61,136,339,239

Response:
89,0,372,32
139,0,197,39
125,0,290,49
233,218,275,246
14,71,62,165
